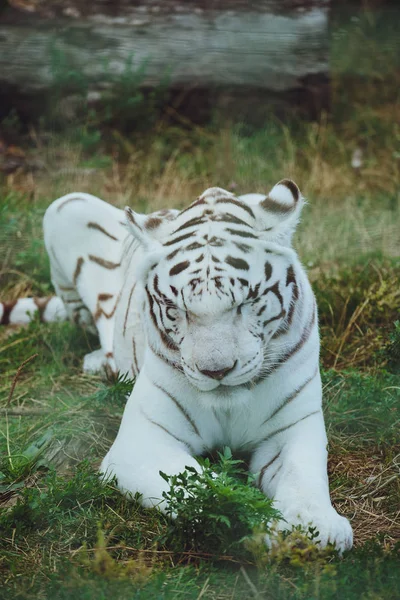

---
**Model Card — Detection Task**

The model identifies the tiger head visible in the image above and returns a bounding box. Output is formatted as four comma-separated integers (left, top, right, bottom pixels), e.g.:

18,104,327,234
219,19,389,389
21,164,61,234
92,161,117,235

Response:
126,180,304,392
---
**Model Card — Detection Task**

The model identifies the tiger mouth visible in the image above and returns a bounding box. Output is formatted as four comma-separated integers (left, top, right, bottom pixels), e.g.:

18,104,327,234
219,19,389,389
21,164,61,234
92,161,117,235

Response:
182,361,263,391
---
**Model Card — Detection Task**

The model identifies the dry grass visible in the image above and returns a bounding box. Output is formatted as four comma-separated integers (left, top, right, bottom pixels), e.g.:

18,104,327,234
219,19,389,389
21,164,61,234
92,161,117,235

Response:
329,445,400,548
2,114,400,270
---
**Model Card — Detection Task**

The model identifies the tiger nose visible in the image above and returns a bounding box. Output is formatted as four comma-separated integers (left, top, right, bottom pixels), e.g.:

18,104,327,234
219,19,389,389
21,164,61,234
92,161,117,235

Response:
199,360,237,380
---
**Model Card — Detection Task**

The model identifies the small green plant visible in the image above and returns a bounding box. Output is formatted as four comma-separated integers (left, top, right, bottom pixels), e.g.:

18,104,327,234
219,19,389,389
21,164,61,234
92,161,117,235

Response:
92,373,134,407
160,448,280,558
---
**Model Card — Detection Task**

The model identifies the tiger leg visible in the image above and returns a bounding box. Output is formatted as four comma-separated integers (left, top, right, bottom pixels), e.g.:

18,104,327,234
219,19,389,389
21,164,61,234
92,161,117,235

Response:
43,193,128,376
251,410,353,553
100,373,202,508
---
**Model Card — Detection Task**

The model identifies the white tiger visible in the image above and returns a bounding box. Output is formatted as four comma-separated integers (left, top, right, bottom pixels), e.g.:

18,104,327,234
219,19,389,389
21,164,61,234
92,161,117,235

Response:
1,182,353,552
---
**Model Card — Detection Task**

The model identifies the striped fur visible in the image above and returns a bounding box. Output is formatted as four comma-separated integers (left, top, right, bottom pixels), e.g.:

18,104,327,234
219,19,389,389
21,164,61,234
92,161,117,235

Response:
0,296,66,325
2,184,352,552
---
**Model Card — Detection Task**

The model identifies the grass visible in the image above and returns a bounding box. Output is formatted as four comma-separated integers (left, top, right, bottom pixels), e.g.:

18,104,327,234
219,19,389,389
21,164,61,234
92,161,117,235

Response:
1,3,400,599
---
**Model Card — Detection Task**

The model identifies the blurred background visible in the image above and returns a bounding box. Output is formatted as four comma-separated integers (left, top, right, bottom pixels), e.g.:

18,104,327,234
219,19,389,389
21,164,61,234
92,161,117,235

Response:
0,2,399,596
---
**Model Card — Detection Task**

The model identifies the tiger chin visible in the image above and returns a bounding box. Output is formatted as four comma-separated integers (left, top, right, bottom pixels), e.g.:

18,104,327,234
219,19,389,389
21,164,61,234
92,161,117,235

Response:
36,180,352,554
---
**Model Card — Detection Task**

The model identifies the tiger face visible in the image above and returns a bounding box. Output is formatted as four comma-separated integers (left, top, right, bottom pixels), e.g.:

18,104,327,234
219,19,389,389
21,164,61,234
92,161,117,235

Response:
126,181,303,392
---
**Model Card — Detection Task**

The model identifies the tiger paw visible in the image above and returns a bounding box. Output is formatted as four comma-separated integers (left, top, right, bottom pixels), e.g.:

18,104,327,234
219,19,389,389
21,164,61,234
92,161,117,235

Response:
265,507,353,554
83,349,118,380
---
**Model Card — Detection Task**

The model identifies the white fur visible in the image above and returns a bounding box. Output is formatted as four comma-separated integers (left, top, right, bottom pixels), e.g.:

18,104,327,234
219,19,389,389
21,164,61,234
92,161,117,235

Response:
2,185,352,553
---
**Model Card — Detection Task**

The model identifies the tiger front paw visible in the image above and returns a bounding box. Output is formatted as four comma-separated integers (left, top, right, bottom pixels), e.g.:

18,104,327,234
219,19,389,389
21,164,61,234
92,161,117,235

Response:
266,505,353,554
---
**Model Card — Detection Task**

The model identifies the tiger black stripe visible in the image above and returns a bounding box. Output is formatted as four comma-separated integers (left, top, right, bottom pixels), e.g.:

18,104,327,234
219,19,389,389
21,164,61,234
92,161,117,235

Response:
216,197,255,218
89,255,121,269
145,288,179,352
185,241,204,251
265,368,319,423
253,303,316,385
153,382,200,437
258,452,281,487
166,248,180,260
263,310,286,328
209,236,225,247
33,297,50,321
286,267,299,327
233,242,252,253
94,293,118,321
247,283,261,300
173,216,207,233
123,283,136,336
257,304,267,317
260,410,320,444
153,275,175,306
178,197,207,215
169,261,190,276
153,295,170,333
225,256,250,270
164,232,195,247
57,196,86,212
0,301,16,325
225,228,258,239
98,293,114,301
215,213,252,227
87,222,119,241
269,466,282,484
140,408,195,453
132,335,139,374
265,262,273,280
238,278,249,287
263,281,283,304
149,342,184,372
276,303,316,367
73,257,84,285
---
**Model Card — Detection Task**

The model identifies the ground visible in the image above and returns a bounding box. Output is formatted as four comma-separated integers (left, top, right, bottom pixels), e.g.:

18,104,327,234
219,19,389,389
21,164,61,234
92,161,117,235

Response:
0,5,399,599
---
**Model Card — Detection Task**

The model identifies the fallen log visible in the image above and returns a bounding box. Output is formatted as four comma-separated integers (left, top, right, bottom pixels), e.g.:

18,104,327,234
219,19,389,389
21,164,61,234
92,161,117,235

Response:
0,1,330,122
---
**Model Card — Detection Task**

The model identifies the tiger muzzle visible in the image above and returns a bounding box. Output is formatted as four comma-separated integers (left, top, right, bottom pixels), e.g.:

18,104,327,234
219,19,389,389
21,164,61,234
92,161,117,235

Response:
198,360,237,381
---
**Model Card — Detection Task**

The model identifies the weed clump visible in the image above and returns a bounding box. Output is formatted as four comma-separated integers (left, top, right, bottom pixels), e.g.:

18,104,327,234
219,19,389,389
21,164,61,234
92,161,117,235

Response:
160,448,280,558
0,461,116,534
92,373,134,407
248,526,338,574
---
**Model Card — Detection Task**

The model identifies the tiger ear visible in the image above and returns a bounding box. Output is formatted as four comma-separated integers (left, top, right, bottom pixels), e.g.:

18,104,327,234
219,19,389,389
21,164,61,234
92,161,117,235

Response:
239,179,304,244
125,207,166,282
125,207,161,252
